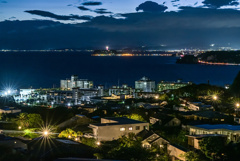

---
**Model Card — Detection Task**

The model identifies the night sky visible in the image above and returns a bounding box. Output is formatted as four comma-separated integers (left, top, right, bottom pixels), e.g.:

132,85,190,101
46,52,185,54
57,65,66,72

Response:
1,0,240,49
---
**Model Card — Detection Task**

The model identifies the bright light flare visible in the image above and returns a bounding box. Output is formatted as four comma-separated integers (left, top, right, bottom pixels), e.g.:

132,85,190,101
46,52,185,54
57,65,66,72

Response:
236,103,240,108
213,95,218,100
43,131,49,136
96,141,101,146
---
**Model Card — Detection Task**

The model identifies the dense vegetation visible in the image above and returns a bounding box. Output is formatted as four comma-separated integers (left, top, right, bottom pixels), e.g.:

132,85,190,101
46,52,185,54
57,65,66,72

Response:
199,51,240,63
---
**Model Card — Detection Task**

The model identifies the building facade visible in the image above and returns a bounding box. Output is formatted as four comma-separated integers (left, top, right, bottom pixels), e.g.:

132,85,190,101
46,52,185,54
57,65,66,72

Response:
189,124,240,142
89,117,149,141
157,80,192,92
109,84,134,96
60,75,93,90
135,76,155,92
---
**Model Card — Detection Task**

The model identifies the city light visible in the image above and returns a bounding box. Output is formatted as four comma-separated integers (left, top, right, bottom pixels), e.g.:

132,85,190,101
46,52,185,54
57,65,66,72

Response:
43,130,49,136
96,141,101,146
236,103,240,108
213,95,218,100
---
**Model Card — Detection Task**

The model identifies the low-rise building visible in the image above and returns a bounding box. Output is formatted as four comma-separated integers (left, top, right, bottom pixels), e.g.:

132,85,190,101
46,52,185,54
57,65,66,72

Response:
0,107,21,114
186,102,213,111
187,134,227,149
192,111,228,123
89,117,149,141
149,114,181,127
168,144,187,161
109,84,134,96
137,130,169,149
157,80,192,92
189,124,240,142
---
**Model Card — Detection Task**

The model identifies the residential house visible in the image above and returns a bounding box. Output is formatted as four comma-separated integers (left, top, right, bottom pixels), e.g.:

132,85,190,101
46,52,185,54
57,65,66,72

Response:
189,124,240,142
137,130,169,149
149,114,181,127
168,144,187,161
192,111,229,123
187,134,227,149
89,117,149,141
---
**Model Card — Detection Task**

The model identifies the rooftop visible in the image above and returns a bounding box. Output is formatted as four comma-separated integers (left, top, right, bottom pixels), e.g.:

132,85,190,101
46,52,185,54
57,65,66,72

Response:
193,124,240,131
90,117,147,127
186,134,227,139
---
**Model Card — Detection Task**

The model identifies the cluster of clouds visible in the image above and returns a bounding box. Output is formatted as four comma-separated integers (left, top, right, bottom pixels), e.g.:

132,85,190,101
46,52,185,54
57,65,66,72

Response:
23,0,240,21
2,0,240,49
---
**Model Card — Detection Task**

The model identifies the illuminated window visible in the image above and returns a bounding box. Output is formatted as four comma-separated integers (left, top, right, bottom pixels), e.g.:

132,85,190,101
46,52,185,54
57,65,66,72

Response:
129,127,133,131
120,128,125,131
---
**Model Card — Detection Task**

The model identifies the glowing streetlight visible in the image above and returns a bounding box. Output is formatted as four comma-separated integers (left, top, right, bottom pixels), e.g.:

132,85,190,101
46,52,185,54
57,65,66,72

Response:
18,126,22,130
96,141,101,146
236,103,240,108
68,135,71,138
43,130,49,136
155,96,159,99
213,95,218,100
75,138,78,141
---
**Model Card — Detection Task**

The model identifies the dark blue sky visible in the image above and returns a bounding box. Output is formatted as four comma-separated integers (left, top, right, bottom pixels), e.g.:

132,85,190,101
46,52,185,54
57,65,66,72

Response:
1,0,240,49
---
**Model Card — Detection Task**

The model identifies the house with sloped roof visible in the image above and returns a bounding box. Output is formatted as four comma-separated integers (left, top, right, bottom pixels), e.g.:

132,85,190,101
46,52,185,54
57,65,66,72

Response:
149,114,181,127
192,111,229,123
137,130,169,149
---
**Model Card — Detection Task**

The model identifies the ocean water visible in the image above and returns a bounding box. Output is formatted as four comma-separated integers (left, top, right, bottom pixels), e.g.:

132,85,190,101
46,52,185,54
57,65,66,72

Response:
0,52,239,89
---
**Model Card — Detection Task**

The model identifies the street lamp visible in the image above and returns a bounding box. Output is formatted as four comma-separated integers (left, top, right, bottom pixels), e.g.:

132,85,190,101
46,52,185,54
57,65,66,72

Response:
43,130,49,137
213,95,218,100
236,103,240,108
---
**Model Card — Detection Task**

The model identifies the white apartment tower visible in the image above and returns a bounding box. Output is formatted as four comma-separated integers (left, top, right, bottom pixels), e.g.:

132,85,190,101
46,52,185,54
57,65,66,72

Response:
60,75,93,90
135,76,155,92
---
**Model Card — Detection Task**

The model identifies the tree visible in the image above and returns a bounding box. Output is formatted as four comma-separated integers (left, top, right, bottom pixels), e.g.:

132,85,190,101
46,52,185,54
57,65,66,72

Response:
17,113,43,129
27,113,43,128
127,113,145,122
17,113,29,128
183,151,201,161
199,136,226,160
58,128,78,138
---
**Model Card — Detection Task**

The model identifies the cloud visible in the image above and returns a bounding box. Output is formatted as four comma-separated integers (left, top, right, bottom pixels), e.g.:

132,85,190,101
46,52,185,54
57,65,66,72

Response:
94,9,112,14
78,6,90,11
82,1,102,6
136,1,168,12
203,0,239,8
25,10,92,21
3,7,240,49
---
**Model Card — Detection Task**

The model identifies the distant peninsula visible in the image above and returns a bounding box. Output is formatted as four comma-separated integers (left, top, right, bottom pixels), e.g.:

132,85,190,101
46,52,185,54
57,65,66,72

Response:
177,51,240,65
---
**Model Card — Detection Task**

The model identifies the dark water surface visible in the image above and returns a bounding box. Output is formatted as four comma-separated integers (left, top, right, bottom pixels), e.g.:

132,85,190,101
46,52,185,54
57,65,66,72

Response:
0,52,239,89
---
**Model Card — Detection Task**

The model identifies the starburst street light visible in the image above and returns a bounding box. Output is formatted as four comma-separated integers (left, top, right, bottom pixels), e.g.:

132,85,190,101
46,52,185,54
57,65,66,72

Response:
213,95,218,100
43,130,49,136
236,103,240,108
